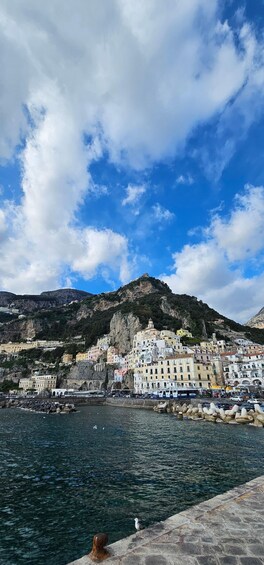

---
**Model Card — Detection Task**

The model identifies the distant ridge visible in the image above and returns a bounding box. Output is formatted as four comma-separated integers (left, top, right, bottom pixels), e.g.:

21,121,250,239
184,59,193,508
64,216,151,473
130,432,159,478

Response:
0,288,91,312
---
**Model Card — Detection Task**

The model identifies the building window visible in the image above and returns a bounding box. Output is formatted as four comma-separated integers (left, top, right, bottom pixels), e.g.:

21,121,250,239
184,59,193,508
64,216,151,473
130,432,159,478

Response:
168,367,170,373
181,376,183,381
188,375,191,380
207,375,210,380
174,376,177,381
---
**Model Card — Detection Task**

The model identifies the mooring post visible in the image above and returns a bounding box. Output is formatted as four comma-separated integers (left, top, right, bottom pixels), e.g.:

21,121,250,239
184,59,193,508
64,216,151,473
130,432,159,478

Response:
88,533,110,561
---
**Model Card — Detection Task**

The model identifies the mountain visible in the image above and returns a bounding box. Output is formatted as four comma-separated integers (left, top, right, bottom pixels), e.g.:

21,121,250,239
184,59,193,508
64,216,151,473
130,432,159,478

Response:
0,288,91,313
0,274,264,347
247,307,264,329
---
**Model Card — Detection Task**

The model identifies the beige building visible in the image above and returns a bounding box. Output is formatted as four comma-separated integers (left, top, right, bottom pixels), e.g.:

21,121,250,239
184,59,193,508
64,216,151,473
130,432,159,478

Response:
19,374,57,393
62,353,73,364
134,354,216,394
0,340,63,355
107,346,118,364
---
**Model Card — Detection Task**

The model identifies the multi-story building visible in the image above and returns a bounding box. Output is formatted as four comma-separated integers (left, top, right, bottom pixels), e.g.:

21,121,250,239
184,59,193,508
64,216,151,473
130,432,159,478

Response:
107,346,118,364
97,335,111,350
134,354,216,394
223,354,264,388
76,351,89,362
19,374,57,393
129,319,186,369
0,340,63,355
176,328,193,338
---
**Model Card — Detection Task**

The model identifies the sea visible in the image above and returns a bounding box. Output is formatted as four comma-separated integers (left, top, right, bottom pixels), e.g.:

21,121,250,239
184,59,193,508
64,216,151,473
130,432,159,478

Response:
1,405,264,565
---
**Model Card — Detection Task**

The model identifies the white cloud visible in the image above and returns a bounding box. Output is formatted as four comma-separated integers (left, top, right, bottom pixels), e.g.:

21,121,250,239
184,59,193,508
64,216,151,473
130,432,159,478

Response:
0,1,263,291
175,174,194,185
0,209,7,237
122,184,146,206
162,185,264,323
210,185,264,261
152,203,174,222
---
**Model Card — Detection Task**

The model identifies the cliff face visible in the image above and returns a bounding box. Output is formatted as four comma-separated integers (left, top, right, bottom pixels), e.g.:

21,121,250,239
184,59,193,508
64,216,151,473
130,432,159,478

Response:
109,312,142,354
247,307,264,329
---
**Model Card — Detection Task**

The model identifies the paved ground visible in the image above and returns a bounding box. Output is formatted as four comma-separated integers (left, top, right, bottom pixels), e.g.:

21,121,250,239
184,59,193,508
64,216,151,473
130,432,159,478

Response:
69,476,264,565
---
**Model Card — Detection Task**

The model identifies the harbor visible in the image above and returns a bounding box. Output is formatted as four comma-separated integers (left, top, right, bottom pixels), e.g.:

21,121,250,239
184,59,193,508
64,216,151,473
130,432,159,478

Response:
1,404,264,565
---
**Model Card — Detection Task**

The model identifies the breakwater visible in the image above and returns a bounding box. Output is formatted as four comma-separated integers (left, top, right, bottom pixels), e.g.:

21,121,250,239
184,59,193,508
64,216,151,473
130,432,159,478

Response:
0,397,77,413
158,400,264,427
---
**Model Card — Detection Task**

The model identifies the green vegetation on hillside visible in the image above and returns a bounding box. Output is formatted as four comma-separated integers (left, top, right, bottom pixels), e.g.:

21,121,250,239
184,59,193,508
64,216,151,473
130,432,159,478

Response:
1,275,264,346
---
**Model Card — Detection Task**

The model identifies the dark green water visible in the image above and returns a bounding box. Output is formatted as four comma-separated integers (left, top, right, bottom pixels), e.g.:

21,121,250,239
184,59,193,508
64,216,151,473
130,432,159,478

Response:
1,405,264,565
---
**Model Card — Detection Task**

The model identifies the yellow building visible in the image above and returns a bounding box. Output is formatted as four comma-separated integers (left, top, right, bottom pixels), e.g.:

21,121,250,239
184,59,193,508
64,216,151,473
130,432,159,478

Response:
76,351,89,362
176,328,193,338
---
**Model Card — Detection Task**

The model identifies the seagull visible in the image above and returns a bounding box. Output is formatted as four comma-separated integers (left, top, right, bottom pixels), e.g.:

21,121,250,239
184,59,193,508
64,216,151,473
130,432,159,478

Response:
93,425,97,430
134,517,143,531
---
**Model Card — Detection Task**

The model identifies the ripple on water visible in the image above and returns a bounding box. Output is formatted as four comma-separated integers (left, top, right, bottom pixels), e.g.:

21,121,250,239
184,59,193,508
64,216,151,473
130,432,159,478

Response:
0,405,264,565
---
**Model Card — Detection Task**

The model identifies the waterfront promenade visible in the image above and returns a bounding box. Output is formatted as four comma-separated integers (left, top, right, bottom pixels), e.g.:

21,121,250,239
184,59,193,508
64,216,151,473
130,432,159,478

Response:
69,475,264,565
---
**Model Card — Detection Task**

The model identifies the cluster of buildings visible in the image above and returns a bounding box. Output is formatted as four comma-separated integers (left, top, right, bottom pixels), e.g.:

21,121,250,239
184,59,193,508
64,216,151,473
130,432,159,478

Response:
62,319,264,395
2,319,264,396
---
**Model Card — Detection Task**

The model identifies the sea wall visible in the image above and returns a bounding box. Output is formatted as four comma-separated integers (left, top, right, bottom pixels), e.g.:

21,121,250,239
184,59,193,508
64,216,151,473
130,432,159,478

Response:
68,475,264,564
105,397,156,409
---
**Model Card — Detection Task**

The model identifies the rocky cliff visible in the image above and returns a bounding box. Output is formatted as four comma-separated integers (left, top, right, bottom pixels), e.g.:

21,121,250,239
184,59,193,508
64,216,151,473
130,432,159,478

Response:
247,307,264,329
109,312,142,354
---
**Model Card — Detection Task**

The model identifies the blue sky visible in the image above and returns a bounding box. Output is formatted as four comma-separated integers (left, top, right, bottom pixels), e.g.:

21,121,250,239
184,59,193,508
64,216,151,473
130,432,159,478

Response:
0,0,264,323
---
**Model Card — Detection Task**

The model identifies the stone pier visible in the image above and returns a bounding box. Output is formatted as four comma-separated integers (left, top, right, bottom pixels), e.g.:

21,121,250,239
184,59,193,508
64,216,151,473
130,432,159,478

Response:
68,476,264,565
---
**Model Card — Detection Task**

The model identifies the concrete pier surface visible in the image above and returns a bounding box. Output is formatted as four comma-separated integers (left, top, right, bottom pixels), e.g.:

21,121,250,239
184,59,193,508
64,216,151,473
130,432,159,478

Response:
68,475,264,565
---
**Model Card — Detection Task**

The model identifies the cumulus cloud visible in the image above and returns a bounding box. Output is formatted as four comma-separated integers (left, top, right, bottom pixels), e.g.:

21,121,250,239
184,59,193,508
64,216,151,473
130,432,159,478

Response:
0,1,263,292
162,185,264,323
210,185,264,261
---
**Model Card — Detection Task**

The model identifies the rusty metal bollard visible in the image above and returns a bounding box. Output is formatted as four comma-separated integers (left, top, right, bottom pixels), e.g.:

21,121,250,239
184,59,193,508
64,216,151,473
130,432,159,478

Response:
88,533,110,561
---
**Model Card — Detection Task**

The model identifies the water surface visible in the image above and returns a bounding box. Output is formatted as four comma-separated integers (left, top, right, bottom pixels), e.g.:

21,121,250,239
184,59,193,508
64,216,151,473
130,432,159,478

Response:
1,405,264,565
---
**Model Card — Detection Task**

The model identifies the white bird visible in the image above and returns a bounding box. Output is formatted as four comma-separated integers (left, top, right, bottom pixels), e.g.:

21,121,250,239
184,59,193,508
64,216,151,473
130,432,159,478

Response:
134,517,143,531
93,425,97,430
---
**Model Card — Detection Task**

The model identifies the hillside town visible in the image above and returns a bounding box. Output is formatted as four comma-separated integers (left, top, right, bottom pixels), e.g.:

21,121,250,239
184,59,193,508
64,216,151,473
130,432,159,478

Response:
1,319,264,398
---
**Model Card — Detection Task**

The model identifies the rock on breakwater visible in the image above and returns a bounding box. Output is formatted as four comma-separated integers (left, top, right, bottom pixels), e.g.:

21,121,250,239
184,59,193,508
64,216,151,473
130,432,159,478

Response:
155,400,264,427
1,397,76,414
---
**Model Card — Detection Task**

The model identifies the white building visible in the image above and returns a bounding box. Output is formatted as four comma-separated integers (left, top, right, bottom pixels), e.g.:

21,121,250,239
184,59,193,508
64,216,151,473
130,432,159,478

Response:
223,354,264,388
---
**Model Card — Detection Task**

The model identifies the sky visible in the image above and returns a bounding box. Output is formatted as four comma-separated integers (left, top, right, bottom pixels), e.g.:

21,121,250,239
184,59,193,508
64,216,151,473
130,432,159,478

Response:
0,0,264,324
